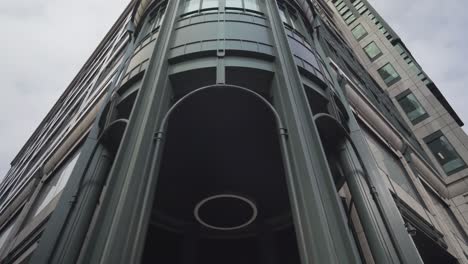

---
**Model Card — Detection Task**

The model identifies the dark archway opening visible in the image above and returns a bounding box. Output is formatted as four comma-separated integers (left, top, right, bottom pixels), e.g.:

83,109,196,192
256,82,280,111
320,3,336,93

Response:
141,87,301,264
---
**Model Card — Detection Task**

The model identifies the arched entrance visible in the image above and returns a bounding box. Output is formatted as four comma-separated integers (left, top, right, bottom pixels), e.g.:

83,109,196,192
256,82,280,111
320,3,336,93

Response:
141,85,301,264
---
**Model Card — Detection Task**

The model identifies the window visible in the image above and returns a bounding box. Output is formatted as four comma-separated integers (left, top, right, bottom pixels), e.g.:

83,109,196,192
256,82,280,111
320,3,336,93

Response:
145,5,166,34
377,63,400,86
363,41,382,61
184,0,201,13
345,13,356,25
226,0,261,12
226,0,242,8
396,90,428,124
244,0,259,11
278,4,306,35
351,24,367,41
407,61,421,76
424,132,467,175
24,150,81,225
183,0,219,14
353,0,368,14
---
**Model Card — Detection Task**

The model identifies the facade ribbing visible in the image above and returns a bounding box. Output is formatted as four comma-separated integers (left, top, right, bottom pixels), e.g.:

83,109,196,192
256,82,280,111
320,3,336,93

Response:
0,0,467,263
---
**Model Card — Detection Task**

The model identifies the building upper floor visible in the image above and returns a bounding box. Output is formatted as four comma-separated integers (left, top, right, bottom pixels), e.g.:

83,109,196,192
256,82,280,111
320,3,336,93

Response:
327,0,468,197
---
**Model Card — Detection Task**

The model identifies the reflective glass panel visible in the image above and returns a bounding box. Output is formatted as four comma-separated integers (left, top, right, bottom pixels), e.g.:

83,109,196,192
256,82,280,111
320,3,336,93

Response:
226,0,243,8
351,24,367,40
397,92,427,122
30,151,81,218
202,0,219,9
363,41,382,60
427,135,466,174
244,0,259,11
377,63,400,86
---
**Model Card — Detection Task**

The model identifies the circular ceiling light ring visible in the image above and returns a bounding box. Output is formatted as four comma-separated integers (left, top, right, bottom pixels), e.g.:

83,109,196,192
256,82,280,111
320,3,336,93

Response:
194,194,258,231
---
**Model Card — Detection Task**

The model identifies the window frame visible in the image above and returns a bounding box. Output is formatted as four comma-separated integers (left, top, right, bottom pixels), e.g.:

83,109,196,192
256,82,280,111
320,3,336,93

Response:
395,89,429,124
225,0,263,14
351,24,368,41
181,0,220,16
424,131,467,175
363,41,383,61
377,62,401,86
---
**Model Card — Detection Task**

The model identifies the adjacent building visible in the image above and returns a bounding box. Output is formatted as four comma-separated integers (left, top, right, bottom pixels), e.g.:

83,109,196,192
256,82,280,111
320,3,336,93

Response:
0,0,467,263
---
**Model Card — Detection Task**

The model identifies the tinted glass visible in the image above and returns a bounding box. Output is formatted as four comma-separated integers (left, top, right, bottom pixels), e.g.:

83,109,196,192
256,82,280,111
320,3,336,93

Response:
427,135,466,174
244,0,259,11
351,24,367,40
28,151,81,220
363,41,382,60
185,0,200,13
398,92,427,122
226,0,243,8
377,63,400,86
202,0,219,9
345,13,356,25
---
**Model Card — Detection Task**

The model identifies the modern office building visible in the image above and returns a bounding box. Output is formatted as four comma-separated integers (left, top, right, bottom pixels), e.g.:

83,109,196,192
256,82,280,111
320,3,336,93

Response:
0,0,467,263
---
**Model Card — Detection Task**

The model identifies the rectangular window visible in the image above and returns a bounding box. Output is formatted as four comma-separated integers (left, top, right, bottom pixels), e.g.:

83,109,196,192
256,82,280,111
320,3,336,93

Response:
363,41,382,61
394,43,405,55
354,2,364,10
184,0,201,13
244,0,259,11
340,6,350,15
226,0,243,8
201,0,219,9
425,131,467,175
342,10,352,19
396,90,429,124
407,61,421,76
335,1,346,10
351,24,367,41
345,13,356,25
377,63,400,86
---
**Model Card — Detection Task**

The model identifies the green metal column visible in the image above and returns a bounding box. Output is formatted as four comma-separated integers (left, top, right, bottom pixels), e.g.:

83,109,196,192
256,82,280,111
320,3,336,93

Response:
264,1,362,264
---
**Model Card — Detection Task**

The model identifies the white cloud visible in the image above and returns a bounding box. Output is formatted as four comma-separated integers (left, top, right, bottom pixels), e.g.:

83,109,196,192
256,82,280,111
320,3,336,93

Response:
0,0,128,179
367,0,468,133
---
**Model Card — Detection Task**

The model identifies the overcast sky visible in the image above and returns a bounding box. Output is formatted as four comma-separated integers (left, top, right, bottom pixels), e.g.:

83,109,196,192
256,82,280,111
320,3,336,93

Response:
0,0,467,179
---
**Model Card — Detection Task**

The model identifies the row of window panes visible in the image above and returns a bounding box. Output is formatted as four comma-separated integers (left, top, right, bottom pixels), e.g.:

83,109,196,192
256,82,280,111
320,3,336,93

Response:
333,0,356,25
146,6,166,35
397,91,467,174
278,5,306,35
183,0,261,14
393,43,425,78
351,24,367,40
367,11,393,41
352,0,368,14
